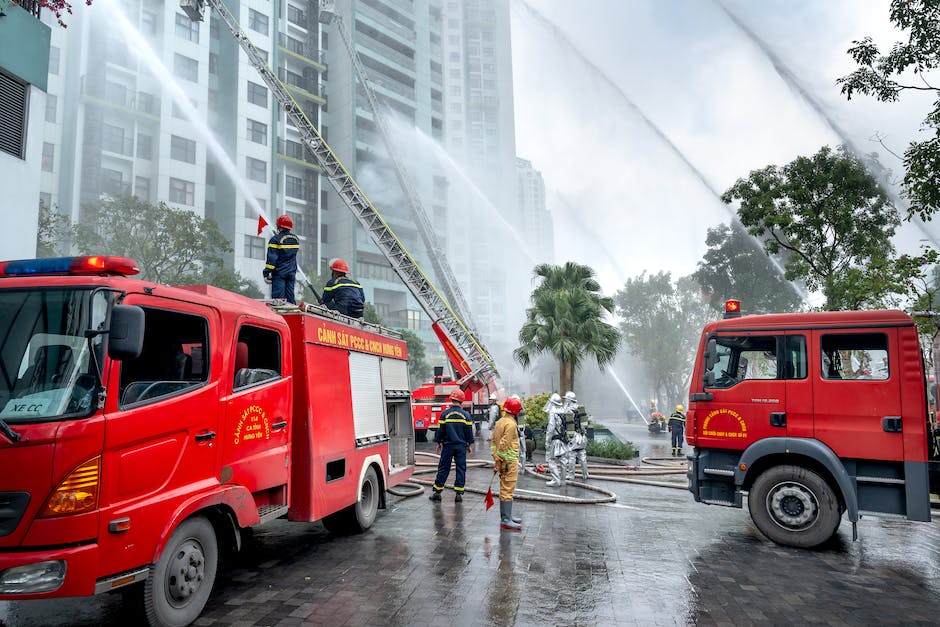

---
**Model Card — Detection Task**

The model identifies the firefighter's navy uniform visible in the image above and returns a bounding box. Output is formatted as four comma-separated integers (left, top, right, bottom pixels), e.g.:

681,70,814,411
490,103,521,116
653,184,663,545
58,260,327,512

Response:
322,276,365,318
431,402,475,500
264,230,300,304
668,410,686,457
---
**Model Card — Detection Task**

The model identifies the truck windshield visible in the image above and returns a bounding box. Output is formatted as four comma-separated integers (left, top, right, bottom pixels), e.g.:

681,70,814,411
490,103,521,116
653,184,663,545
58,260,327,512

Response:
0,288,108,423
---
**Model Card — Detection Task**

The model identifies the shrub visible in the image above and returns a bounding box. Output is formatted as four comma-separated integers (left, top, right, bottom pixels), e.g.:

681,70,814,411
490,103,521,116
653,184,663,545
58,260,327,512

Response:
521,392,551,429
585,439,637,460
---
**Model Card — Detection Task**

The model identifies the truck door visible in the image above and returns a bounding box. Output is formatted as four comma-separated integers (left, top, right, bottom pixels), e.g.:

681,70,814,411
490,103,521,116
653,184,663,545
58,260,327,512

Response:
782,333,813,439
221,322,291,497
700,333,787,450
811,330,902,462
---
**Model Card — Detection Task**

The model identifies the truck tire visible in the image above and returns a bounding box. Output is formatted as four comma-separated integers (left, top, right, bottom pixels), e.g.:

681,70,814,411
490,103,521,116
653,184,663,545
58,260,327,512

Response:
322,467,380,535
747,465,841,549
144,516,218,627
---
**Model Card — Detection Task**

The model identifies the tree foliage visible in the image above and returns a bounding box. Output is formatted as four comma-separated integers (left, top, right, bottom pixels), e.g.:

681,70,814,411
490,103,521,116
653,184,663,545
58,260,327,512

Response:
397,329,431,387
722,145,906,310
692,222,804,315
837,0,940,221
3,0,92,28
520,392,551,430
614,272,713,408
73,196,261,297
514,262,620,395
36,202,71,258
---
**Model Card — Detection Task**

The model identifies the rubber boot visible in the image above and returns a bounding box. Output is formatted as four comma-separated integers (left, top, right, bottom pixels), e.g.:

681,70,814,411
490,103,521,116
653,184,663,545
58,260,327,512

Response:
500,501,521,531
455,492,463,503
429,489,442,502
510,501,522,524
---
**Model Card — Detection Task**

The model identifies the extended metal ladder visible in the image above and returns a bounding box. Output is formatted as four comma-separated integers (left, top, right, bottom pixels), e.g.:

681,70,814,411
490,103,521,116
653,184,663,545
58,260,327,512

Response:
181,0,498,389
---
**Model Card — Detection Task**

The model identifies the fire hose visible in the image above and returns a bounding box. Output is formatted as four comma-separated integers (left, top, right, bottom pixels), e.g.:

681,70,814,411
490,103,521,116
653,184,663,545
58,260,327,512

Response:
386,452,689,502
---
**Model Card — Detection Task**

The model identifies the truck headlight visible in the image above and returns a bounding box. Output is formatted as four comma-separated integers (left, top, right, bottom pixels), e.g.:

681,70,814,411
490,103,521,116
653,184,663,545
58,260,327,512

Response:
0,561,66,593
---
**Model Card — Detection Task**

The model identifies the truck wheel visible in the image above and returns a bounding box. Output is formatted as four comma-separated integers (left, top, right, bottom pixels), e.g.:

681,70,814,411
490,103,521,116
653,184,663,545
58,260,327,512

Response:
351,466,380,532
415,428,428,442
144,516,218,627
322,467,380,535
748,465,841,549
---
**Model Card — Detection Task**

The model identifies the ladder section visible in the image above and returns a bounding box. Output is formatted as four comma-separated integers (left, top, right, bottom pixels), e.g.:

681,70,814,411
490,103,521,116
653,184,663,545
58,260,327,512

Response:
319,3,476,330
186,0,498,388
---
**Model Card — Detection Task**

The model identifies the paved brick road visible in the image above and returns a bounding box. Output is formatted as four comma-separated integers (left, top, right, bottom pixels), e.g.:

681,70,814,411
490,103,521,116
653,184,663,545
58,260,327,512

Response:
2,420,939,626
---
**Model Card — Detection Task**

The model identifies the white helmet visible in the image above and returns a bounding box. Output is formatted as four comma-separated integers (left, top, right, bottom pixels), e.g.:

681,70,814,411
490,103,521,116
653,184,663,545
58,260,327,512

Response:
564,391,577,402
510,394,520,400
489,394,497,401
549,393,562,406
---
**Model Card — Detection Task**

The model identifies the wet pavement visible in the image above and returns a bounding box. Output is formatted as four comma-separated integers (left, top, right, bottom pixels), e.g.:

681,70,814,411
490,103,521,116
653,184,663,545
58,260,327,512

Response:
3,417,940,626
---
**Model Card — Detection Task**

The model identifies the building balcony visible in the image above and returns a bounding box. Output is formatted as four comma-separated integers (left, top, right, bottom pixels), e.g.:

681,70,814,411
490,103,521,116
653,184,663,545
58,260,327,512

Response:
80,76,159,119
277,33,327,70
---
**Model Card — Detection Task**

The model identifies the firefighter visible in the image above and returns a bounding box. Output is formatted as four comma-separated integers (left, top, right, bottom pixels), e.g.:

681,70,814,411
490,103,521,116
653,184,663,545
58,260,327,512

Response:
263,214,300,304
544,392,569,487
430,389,475,503
564,392,589,481
321,258,365,318
492,396,523,530
486,393,500,434
669,404,687,457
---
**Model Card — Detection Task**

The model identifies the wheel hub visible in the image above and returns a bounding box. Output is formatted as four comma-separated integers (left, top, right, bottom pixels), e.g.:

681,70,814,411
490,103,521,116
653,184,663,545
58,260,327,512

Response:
767,481,817,530
166,540,205,606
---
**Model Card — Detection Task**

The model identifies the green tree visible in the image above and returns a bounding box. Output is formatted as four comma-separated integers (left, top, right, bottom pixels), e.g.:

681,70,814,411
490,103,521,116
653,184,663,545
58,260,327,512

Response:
73,196,260,297
397,329,431,386
692,222,804,315
722,145,904,310
521,392,551,430
615,272,713,408
36,202,71,258
513,262,620,395
838,1,940,221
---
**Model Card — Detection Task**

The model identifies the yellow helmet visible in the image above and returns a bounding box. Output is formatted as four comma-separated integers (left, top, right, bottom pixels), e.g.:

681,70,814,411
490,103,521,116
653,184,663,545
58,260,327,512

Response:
676,404,685,412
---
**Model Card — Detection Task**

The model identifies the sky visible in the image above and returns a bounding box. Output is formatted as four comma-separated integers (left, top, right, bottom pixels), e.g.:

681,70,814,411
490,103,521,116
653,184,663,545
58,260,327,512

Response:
509,0,940,298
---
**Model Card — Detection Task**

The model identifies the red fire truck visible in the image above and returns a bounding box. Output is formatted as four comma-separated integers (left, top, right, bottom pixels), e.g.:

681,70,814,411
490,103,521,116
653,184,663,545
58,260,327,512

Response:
686,300,940,548
411,366,492,442
0,256,415,625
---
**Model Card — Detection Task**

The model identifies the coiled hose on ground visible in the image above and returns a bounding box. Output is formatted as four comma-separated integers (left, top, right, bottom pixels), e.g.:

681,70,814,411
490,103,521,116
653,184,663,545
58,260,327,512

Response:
386,452,689,504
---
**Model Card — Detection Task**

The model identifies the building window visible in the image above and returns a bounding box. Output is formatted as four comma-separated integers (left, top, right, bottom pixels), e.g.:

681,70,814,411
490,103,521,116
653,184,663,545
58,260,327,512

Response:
210,15,220,39
287,4,305,26
174,54,199,82
285,174,304,198
208,89,218,112
205,163,216,185
248,8,268,35
141,10,157,35
41,142,54,172
170,135,197,164
175,12,199,42
48,47,60,75
406,310,421,330
0,71,27,159
101,168,124,196
135,176,150,200
321,224,328,244
209,52,219,76
247,81,267,107
287,210,302,234
246,157,266,183
244,235,266,260
102,124,127,155
137,133,153,160
245,198,266,218
169,177,195,205
246,119,267,145
45,94,57,123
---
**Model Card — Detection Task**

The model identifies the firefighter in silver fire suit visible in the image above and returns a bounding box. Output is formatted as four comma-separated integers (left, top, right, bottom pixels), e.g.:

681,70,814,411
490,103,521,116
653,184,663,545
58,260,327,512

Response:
544,393,569,487
564,391,589,481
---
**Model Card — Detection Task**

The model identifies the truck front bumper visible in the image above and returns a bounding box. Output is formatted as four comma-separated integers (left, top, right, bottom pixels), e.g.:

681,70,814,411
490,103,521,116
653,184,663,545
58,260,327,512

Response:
0,543,98,598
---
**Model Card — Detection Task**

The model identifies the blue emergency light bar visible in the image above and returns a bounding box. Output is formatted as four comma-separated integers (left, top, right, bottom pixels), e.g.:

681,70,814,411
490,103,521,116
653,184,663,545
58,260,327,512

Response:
0,256,140,277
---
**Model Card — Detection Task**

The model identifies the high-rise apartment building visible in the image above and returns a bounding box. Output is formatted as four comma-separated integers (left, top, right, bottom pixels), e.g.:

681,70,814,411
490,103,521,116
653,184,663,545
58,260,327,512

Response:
516,158,552,263
1,2,51,259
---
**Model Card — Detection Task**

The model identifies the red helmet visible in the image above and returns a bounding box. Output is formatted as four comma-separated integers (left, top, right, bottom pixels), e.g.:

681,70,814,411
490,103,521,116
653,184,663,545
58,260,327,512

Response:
276,214,293,230
449,389,466,403
329,258,350,274
503,397,522,416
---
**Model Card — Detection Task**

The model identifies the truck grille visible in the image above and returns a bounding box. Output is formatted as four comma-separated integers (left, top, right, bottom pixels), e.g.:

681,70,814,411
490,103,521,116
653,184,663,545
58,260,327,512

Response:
0,492,30,537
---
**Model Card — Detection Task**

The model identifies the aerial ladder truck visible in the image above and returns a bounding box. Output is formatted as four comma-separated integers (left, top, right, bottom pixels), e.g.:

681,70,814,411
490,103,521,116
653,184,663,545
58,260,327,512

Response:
179,0,499,397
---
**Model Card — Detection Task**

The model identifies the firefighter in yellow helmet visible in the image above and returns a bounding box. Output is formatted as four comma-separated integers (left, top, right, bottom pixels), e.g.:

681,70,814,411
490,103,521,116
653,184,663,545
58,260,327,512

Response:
669,404,687,457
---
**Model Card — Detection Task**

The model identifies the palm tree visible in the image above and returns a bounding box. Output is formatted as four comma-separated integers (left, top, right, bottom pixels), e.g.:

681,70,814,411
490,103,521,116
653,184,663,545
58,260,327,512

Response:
514,262,621,394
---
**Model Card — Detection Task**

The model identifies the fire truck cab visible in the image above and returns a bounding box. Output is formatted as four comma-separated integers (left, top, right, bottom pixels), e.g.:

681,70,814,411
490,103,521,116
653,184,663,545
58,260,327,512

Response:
0,256,414,625
687,301,940,548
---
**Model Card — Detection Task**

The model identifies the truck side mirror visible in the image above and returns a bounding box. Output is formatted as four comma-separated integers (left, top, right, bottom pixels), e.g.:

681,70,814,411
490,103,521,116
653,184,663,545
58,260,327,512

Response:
704,337,717,371
108,305,145,361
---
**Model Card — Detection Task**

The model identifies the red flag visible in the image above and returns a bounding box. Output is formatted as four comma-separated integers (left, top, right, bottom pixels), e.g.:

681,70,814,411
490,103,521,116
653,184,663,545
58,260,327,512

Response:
484,469,497,510
257,214,268,235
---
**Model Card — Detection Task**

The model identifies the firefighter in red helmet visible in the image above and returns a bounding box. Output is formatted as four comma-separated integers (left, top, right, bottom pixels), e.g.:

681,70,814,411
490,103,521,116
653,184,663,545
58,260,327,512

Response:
263,214,300,304
321,258,365,318
429,389,474,503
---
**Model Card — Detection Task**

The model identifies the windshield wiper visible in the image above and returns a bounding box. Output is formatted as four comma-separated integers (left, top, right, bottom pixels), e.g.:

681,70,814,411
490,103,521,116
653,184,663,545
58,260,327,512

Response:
0,418,21,443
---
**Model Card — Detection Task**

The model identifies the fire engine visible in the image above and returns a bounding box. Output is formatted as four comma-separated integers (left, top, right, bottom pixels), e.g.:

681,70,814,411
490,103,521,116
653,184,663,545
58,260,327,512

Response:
686,299,940,548
411,367,493,441
0,256,415,625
